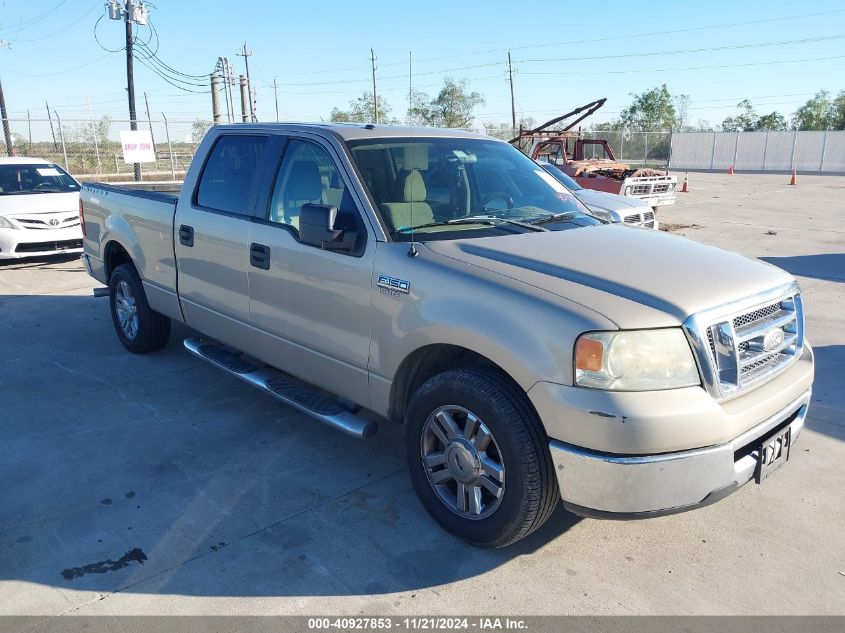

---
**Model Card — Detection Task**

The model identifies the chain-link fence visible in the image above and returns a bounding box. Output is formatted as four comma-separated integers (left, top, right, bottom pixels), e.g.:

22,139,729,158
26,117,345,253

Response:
0,118,201,181
2,118,842,179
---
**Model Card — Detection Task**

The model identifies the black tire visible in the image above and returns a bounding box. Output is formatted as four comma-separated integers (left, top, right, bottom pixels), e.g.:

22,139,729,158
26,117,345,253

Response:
404,367,559,548
109,263,171,354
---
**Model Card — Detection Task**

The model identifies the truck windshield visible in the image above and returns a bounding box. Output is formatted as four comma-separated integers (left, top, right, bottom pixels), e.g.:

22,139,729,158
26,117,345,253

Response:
346,137,599,241
0,163,80,195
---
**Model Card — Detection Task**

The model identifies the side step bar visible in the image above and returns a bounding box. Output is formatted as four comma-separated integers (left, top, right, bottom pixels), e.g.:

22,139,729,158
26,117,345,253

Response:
183,338,377,439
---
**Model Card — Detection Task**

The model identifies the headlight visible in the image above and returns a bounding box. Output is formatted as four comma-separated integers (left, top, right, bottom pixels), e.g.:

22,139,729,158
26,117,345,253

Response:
574,329,700,391
0,216,16,229
623,186,632,196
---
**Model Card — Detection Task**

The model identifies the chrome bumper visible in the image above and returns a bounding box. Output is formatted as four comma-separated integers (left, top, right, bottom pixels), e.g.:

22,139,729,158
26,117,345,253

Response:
550,389,811,518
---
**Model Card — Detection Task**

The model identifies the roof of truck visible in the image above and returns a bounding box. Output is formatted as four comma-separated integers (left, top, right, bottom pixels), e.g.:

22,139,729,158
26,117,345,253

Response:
211,122,497,142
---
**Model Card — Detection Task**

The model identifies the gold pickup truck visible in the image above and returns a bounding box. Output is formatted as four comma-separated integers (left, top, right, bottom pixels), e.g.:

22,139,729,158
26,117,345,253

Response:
80,124,814,547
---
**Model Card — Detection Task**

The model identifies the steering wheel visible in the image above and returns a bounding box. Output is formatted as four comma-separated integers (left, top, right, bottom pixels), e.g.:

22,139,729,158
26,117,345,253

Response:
478,191,514,212
33,182,55,191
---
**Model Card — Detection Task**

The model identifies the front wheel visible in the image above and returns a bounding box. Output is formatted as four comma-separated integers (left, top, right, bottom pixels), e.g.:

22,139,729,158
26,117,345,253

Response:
404,368,559,548
109,263,171,353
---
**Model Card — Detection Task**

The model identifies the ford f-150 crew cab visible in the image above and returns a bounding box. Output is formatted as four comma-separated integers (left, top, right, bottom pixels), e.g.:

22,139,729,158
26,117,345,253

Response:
81,123,814,548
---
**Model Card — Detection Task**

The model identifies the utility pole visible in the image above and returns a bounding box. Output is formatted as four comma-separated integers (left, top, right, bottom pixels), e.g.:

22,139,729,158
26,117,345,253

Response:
273,77,279,122
211,73,222,123
124,1,140,180
239,75,249,123
507,50,516,132
408,51,412,124
0,77,13,157
236,41,254,121
107,0,148,181
370,48,378,124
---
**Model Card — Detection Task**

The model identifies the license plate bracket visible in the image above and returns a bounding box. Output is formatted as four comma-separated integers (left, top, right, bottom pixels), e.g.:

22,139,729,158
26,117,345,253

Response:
755,425,792,483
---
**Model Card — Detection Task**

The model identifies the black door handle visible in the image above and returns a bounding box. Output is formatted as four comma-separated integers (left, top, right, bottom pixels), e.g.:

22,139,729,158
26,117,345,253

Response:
179,224,194,247
250,242,270,270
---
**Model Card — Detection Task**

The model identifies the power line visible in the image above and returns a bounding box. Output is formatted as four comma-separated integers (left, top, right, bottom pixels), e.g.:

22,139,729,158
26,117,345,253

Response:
10,2,101,44
520,34,845,64
0,52,116,77
0,0,70,35
520,55,845,77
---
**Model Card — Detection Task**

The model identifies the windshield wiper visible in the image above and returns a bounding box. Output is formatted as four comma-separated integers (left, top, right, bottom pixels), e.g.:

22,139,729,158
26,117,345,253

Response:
396,216,546,233
530,212,581,226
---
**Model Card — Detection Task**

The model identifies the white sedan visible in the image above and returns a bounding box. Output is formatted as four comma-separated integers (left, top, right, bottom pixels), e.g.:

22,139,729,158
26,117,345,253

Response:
0,157,83,259
539,162,658,229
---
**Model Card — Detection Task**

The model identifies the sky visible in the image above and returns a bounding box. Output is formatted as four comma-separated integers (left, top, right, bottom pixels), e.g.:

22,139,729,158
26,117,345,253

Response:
0,0,843,135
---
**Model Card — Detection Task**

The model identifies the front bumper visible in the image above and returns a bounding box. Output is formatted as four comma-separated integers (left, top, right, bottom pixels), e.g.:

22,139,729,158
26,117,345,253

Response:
639,194,675,207
0,226,83,259
549,389,811,518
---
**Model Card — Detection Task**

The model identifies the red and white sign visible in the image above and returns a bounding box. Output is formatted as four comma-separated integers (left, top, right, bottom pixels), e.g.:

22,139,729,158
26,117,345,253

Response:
120,130,156,163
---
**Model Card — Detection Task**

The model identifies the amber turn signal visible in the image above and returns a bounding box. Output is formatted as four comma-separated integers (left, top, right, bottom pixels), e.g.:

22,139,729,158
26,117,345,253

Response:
575,337,603,372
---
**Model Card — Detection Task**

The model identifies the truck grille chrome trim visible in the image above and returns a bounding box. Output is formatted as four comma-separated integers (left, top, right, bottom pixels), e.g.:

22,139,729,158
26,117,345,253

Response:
683,282,804,399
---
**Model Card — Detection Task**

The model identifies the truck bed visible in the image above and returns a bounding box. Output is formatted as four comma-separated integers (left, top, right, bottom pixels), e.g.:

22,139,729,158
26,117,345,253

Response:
81,182,181,318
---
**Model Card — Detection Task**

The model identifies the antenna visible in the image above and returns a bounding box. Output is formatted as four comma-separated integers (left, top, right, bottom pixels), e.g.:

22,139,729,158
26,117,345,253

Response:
408,129,418,257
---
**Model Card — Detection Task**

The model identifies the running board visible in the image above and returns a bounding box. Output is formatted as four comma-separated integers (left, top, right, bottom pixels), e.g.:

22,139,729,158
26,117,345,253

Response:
183,338,377,439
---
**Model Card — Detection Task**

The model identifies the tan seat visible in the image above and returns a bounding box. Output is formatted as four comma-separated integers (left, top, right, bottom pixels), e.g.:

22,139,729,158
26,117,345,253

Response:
380,169,434,232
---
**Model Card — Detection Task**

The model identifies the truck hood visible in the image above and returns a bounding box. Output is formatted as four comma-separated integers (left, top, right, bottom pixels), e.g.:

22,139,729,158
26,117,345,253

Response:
572,188,647,215
424,224,794,329
0,191,80,216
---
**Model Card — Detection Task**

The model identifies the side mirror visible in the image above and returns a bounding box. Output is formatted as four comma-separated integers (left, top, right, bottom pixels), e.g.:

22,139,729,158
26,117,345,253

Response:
299,203,356,251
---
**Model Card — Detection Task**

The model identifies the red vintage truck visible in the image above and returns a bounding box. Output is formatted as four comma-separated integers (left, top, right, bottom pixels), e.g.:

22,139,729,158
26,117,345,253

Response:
511,100,677,210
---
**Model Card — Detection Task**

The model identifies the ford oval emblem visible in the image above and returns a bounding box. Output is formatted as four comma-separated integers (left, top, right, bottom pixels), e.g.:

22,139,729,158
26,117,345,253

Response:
763,328,785,352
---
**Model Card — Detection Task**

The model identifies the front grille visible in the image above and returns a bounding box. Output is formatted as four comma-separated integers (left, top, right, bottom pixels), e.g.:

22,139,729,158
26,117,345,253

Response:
623,213,641,224
734,302,780,328
652,183,670,194
13,215,79,230
644,220,655,228
15,239,82,253
630,184,651,196
689,287,803,398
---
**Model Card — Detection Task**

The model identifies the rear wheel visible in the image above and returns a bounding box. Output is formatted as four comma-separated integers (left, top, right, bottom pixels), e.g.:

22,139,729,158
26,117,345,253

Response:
109,263,171,353
405,368,558,547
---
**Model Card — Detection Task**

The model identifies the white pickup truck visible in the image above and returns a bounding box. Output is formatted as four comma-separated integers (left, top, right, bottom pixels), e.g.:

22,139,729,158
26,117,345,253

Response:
81,123,813,547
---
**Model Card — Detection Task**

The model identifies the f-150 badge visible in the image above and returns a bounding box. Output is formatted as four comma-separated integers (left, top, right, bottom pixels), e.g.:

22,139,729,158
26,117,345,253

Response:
377,275,410,297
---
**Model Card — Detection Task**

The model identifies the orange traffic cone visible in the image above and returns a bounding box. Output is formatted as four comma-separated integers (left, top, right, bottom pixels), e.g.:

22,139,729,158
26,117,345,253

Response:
681,172,689,193
789,169,797,186
728,164,735,175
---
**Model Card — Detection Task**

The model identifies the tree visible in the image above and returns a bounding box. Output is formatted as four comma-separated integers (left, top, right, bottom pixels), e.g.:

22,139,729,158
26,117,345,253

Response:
68,115,112,145
191,119,212,144
618,84,686,131
721,99,757,132
722,100,787,132
792,90,835,130
330,92,392,124
831,90,845,130
407,78,485,128
755,112,788,131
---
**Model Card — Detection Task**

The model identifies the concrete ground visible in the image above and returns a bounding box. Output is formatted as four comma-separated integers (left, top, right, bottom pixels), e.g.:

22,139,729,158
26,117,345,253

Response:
1,172,843,622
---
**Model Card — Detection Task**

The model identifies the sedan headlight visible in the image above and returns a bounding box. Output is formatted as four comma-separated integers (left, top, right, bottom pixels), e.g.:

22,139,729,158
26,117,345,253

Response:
574,329,700,391
0,216,16,229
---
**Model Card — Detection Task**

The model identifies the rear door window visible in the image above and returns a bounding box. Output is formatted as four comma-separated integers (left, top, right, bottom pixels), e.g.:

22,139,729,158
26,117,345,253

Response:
196,135,267,214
